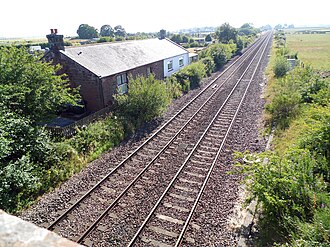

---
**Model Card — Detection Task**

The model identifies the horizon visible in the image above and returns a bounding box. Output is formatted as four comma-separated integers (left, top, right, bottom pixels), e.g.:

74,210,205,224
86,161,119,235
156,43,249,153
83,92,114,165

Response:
1,0,330,39
1,24,330,40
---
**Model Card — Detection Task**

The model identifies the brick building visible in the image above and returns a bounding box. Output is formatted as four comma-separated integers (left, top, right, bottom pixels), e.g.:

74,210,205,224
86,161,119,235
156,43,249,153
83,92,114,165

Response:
46,29,190,112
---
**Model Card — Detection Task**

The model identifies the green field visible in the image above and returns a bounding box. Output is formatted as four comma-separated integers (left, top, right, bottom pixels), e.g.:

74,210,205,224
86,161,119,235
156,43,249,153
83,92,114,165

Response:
285,31,330,70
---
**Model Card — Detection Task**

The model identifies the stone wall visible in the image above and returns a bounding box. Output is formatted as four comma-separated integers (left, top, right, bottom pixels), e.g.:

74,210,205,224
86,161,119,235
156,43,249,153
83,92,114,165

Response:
0,210,82,247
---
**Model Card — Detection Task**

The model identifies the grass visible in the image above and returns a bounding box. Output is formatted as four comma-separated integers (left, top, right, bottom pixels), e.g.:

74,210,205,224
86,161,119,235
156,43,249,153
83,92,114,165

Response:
285,32,330,70
0,37,48,46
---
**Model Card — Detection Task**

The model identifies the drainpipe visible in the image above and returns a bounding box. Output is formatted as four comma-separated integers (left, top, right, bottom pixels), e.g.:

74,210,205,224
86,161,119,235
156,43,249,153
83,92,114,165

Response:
99,76,105,108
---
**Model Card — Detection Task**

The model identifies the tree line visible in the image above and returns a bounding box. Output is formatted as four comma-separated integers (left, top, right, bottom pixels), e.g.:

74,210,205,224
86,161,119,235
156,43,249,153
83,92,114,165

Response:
170,23,259,50
76,24,127,39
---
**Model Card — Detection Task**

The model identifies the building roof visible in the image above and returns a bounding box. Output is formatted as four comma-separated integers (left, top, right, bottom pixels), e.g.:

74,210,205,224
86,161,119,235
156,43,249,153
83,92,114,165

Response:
61,38,188,78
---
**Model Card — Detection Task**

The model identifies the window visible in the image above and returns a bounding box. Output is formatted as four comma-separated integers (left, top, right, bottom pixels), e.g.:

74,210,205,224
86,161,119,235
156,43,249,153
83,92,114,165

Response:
179,57,184,67
167,60,173,72
147,67,152,76
117,73,128,95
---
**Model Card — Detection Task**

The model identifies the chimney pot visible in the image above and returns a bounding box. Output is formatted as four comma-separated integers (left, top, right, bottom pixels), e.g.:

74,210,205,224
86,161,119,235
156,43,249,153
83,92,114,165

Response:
54,29,58,34
50,29,54,34
159,29,166,40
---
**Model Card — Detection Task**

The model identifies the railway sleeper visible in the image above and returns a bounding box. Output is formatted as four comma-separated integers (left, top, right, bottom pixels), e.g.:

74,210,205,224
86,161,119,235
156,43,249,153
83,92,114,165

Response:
169,193,195,202
193,154,214,161
163,202,189,213
196,148,217,156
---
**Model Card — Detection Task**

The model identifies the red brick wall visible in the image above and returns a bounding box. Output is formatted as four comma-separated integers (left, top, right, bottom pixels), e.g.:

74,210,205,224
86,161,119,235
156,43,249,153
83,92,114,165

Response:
60,55,164,112
60,54,104,112
102,60,164,108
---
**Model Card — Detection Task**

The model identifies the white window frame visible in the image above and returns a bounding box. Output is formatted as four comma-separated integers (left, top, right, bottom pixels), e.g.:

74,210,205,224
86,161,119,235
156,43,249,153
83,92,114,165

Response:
117,73,128,95
167,60,173,72
179,57,184,67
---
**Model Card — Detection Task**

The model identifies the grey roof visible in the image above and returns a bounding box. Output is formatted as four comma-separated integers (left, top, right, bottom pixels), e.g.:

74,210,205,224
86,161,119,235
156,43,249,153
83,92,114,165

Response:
61,38,188,78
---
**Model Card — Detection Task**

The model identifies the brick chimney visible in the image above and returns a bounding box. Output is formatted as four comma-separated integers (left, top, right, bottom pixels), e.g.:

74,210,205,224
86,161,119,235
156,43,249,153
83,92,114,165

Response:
159,29,166,40
46,29,65,52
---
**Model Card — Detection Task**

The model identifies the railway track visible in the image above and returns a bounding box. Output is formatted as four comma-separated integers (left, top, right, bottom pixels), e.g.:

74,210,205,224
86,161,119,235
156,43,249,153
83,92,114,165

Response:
46,31,272,246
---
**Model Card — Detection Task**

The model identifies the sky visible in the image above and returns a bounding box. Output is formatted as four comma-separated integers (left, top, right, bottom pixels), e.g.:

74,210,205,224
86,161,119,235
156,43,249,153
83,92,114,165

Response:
1,0,329,38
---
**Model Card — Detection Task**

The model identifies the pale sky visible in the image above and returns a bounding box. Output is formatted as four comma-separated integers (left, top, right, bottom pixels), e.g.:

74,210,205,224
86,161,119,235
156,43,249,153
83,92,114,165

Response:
1,0,329,38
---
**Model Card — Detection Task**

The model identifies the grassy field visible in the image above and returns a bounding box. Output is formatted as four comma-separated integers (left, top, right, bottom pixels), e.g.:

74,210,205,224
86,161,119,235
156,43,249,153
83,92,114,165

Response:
0,37,48,46
285,31,330,70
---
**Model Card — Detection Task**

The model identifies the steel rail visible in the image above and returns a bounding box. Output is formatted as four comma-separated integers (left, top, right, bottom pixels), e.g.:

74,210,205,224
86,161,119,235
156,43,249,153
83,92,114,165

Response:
174,31,272,247
47,34,267,231
127,31,272,247
75,34,268,244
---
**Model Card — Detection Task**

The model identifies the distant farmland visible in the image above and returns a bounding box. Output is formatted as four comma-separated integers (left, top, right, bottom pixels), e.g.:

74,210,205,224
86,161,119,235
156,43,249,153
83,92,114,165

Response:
285,29,330,70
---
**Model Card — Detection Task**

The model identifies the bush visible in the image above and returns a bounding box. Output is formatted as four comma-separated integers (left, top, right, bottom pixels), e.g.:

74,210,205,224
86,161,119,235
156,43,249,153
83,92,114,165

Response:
181,62,206,88
273,56,291,78
70,116,124,157
0,46,80,122
165,77,182,99
236,149,321,231
172,62,206,91
97,37,114,43
200,43,237,68
266,91,301,128
297,106,330,181
0,155,42,212
115,74,171,128
200,57,216,76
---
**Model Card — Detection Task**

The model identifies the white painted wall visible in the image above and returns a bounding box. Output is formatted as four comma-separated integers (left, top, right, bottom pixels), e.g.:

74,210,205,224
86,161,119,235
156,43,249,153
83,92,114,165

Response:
163,53,189,78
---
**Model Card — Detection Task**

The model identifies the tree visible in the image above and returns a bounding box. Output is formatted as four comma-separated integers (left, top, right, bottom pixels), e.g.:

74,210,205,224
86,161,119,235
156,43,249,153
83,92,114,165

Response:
100,24,114,37
275,24,283,30
170,34,182,44
200,43,237,68
205,34,212,42
0,106,55,212
260,25,272,31
216,23,238,44
238,23,257,36
114,25,126,37
0,46,80,122
77,24,99,39
182,35,189,43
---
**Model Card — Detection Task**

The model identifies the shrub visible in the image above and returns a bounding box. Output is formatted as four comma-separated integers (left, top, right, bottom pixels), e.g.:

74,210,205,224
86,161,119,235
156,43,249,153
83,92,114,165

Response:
172,62,206,90
97,37,114,43
70,115,124,157
115,74,171,128
235,149,321,231
266,90,301,128
0,155,42,212
200,57,216,76
200,43,237,68
0,46,80,122
273,56,291,78
297,106,330,181
181,62,206,88
165,77,182,99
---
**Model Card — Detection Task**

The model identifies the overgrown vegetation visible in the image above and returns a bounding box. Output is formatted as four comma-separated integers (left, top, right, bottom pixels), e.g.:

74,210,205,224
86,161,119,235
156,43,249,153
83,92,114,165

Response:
0,23,259,213
235,30,330,246
0,46,80,122
0,47,125,213
114,74,172,130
